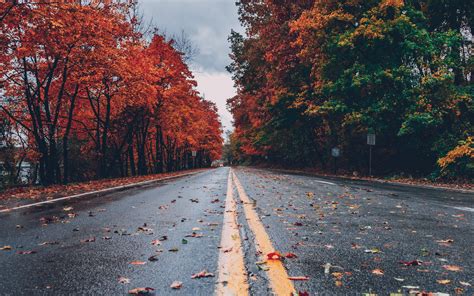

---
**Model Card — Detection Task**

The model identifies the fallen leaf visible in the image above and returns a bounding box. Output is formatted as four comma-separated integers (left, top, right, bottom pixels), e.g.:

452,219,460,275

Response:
191,270,214,279
148,255,159,262
442,265,462,272
38,241,59,246
455,287,464,294
436,239,454,243
128,287,154,295
267,251,283,260
170,281,183,289
331,272,343,280
400,260,422,266
185,232,204,238
17,250,36,254
118,276,130,284
372,269,384,276
323,263,332,274
288,276,309,281
80,237,96,243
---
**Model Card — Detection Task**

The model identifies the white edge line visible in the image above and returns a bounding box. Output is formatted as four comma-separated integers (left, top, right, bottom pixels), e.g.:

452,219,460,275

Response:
0,171,202,213
314,180,337,186
451,206,474,213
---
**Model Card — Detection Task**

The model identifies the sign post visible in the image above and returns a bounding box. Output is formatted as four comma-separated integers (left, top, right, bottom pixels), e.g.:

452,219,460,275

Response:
367,134,376,176
191,150,197,168
331,147,341,174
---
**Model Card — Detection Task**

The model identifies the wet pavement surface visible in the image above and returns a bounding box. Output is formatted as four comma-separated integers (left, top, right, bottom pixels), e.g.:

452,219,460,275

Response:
0,167,472,295
0,169,227,295
234,168,473,295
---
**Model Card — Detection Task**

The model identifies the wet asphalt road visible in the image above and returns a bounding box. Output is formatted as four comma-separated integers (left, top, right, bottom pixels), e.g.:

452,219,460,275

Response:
0,167,473,295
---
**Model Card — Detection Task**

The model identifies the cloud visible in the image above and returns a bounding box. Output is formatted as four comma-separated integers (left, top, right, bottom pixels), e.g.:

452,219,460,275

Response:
193,71,235,132
139,0,242,73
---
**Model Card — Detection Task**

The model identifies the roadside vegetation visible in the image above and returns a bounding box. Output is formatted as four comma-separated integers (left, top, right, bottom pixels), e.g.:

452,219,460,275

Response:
226,0,473,181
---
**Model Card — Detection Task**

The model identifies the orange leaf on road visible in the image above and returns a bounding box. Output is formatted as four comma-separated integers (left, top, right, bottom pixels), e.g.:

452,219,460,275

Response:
442,265,462,272
288,276,309,281
191,270,215,279
372,269,384,276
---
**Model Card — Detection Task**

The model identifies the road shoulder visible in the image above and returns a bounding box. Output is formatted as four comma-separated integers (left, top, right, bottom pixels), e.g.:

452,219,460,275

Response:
0,169,209,213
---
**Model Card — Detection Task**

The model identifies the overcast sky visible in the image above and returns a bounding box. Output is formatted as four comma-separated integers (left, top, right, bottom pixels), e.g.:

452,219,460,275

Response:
139,0,243,133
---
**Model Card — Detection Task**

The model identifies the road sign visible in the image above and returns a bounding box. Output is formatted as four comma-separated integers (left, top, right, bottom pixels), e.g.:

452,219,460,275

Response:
191,151,197,157
331,147,341,174
367,134,375,176
367,134,376,146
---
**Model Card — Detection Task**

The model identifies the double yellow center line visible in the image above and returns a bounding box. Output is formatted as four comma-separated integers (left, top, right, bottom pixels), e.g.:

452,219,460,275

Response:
216,169,296,295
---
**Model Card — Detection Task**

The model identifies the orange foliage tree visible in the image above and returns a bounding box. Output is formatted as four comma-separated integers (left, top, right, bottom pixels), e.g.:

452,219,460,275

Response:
0,1,222,186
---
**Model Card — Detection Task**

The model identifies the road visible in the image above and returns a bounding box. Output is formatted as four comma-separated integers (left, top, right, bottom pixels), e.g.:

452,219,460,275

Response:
0,167,472,295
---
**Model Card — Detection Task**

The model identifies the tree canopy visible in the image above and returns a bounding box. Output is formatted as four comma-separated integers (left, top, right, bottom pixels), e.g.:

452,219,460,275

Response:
227,0,473,180
0,0,222,186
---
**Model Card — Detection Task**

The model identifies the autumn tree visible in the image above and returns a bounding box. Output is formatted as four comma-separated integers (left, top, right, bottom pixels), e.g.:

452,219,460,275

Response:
0,1,223,186
228,0,472,179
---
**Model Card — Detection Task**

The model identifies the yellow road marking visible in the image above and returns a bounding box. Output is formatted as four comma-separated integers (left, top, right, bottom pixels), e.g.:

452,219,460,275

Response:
232,170,296,296
216,170,249,296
